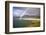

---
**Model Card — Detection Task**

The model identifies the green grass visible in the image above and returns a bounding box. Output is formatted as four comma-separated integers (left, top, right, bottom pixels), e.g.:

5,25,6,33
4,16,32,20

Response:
13,19,40,28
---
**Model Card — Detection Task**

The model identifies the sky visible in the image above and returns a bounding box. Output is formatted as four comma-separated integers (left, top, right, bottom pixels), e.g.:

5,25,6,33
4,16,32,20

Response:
13,7,40,17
